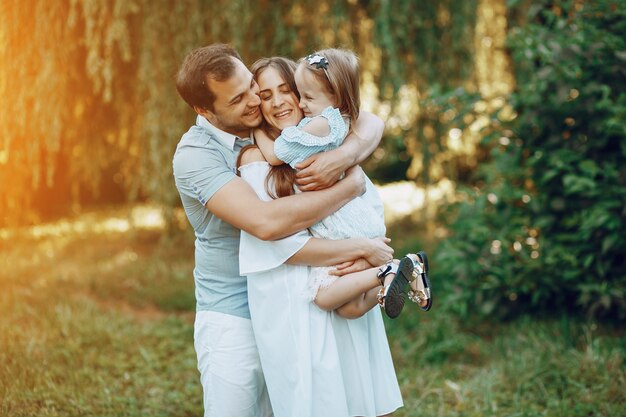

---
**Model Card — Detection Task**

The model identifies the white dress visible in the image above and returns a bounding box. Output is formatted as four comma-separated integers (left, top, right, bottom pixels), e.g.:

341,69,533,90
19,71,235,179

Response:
239,161,403,417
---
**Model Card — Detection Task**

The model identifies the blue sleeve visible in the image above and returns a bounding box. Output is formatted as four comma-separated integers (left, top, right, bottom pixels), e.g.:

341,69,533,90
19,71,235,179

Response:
173,144,236,206
274,108,347,167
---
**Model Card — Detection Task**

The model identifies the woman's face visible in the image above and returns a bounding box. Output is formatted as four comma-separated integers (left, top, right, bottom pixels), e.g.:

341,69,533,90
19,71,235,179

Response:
256,67,303,131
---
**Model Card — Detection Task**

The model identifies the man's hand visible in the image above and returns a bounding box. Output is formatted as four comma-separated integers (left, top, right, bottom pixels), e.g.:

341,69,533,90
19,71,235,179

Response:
329,258,375,277
295,148,350,191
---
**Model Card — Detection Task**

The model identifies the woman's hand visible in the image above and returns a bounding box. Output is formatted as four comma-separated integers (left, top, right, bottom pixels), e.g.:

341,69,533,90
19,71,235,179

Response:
361,237,394,268
295,148,350,191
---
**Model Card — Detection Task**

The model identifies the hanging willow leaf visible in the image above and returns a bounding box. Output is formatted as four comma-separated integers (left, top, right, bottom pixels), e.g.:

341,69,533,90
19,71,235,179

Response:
0,0,482,226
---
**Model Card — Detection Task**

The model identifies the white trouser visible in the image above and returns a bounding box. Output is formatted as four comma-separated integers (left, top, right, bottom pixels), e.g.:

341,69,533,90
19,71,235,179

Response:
194,311,273,417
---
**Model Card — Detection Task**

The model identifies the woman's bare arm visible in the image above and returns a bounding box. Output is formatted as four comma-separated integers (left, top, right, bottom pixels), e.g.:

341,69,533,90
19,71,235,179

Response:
287,236,393,267
254,128,283,166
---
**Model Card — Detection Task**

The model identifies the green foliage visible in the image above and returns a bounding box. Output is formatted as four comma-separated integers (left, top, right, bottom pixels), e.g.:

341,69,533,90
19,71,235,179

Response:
368,0,479,185
435,0,626,320
373,0,477,93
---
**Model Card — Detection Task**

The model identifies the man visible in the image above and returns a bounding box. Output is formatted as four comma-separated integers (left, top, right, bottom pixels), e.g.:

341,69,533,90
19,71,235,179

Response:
172,44,387,417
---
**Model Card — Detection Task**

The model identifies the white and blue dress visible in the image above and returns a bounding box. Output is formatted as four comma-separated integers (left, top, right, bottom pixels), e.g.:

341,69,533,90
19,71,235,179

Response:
275,106,388,299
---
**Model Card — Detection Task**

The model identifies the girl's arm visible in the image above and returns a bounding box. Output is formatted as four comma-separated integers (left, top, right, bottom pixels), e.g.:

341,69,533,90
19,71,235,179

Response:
295,111,384,191
256,117,335,167
300,117,331,137
254,128,284,166
270,118,332,167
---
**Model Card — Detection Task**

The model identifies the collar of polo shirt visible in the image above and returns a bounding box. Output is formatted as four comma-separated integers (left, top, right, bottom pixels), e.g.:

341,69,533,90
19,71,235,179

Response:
196,115,251,150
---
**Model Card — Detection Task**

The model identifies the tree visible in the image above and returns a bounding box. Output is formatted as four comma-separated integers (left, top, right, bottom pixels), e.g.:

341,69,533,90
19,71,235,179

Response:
435,0,626,320
0,0,479,226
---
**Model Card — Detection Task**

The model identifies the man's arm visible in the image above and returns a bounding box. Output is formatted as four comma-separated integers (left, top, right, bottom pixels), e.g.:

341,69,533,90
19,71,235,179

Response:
205,165,365,241
295,111,384,191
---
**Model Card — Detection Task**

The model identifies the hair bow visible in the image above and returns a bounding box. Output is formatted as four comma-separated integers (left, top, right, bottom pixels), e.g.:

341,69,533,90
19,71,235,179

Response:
305,54,328,70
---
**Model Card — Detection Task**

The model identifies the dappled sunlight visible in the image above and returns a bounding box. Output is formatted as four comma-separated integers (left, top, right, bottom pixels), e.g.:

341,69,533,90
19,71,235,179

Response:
0,187,453,244
99,250,140,276
1,2,622,415
378,179,456,225
0,204,166,241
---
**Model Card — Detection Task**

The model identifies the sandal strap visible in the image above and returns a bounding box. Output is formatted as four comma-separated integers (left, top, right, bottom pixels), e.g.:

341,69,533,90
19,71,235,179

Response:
376,261,398,306
406,254,424,282
377,261,398,286
377,287,386,307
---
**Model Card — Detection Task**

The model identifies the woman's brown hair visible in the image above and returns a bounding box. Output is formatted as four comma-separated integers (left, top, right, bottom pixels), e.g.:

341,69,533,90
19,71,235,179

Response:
237,57,300,199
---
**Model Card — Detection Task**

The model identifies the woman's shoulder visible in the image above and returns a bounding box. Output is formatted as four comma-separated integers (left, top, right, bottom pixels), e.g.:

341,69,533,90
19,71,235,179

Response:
238,145,267,166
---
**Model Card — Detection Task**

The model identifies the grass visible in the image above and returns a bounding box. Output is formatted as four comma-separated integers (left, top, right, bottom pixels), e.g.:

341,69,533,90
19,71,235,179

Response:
0,205,624,416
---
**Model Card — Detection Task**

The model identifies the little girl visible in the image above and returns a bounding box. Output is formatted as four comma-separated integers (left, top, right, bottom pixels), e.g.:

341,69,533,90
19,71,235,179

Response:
254,49,432,318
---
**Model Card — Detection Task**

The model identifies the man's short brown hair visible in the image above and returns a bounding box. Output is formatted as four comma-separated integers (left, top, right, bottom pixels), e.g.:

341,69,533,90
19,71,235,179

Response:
176,44,243,111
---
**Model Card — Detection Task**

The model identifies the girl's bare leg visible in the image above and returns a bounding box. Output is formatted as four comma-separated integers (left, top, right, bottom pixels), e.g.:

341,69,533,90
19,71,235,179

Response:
335,286,380,319
315,261,401,318
314,267,381,312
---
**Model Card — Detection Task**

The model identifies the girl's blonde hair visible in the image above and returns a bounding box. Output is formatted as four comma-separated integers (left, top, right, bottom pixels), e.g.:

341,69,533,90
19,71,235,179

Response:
299,48,360,123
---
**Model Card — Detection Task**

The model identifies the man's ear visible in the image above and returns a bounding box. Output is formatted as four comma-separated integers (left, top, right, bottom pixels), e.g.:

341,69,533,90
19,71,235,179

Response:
194,106,216,124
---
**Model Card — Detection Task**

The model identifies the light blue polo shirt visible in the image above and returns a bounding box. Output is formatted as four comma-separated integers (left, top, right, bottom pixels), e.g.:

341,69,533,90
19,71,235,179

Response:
172,115,252,319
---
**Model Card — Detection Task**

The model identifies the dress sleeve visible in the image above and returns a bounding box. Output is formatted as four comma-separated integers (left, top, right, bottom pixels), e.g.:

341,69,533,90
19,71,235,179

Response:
238,161,312,274
238,161,273,201
274,107,348,167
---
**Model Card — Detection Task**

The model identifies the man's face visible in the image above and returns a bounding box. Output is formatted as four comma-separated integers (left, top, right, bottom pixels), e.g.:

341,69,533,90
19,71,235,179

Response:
200,58,262,137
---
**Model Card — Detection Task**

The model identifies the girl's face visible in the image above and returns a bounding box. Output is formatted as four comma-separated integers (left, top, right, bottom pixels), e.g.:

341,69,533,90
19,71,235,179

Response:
257,67,303,131
294,65,336,117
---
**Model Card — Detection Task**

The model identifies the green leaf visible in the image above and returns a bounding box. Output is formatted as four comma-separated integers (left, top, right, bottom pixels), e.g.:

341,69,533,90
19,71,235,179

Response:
563,174,596,194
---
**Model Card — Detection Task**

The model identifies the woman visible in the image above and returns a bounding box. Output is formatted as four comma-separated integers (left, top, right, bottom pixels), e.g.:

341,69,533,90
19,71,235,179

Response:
253,50,432,317
238,57,406,417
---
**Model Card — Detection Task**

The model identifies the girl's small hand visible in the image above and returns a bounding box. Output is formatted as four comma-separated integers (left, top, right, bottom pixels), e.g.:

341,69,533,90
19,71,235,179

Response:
329,258,374,276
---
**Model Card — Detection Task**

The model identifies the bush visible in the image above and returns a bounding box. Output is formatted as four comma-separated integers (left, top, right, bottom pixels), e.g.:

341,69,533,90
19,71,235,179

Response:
436,0,626,320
